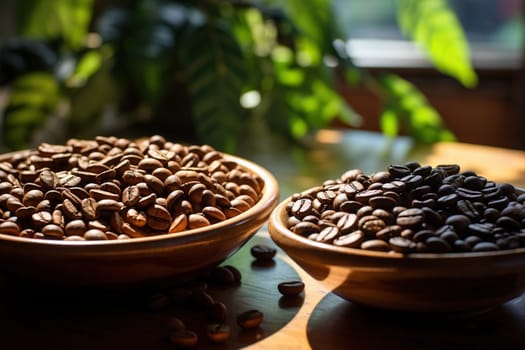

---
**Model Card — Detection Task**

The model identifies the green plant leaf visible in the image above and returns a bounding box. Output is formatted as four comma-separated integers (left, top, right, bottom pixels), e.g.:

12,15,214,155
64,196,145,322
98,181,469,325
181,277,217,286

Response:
66,50,103,87
2,72,60,149
121,4,177,106
378,74,455,143
179,22,246,152
397,0,477,87
380,108,399,137
15,0,94,49
279,0,339,54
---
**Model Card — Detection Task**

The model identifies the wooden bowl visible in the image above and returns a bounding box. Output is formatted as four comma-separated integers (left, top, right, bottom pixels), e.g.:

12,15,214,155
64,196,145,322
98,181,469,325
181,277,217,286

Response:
269,197,525,313
0,154,279,288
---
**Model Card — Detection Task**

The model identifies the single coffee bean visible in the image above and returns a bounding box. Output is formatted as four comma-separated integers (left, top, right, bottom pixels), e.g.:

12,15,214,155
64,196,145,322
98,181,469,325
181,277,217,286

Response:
425,236,452,253
294,221,320,236
250,244,277,261
278,280,305,297
396,208,425,229
333,230,364,248
237,309,264,329
361,239,390,252
42,224,64,238
358,215,386,236
0,221,20,235
315,225,339,243
445,214,471,234
84,229,108,240
206,323,231,343
389,236,417,253
472,241,500,252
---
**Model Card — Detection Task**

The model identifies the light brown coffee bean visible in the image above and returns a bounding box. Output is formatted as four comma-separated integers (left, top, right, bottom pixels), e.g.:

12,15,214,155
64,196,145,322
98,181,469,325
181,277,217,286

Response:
0,221,20,235
84,228,108,240
96,199,122,212
81,197,97,220
42,224,64,238
188,213,210,229
65,220,87,236
126,208,147,227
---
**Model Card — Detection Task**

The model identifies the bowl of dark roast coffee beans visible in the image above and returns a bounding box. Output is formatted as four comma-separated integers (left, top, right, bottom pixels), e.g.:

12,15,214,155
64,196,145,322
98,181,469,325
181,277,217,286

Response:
0,135,279,287
269,163,525,313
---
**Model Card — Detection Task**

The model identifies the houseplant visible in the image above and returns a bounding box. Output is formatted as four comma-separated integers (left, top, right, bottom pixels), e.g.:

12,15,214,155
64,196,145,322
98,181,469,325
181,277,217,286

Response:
0,0,476,152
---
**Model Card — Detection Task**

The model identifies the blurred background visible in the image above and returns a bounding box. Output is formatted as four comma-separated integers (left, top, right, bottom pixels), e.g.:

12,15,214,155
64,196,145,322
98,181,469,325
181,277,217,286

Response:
0,0,524,153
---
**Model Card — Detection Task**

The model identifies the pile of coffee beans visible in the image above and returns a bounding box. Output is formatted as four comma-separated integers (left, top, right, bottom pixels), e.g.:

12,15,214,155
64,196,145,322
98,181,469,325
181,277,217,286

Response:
149,261,267,347
0,135,264,240
286,162,525,253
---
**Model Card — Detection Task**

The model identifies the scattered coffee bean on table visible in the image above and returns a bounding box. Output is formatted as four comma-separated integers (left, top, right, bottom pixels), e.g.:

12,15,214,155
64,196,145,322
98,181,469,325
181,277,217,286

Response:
278,280,305,297
250,244,277,261
236,309,264,329
286,163,525,254
0,135,264,240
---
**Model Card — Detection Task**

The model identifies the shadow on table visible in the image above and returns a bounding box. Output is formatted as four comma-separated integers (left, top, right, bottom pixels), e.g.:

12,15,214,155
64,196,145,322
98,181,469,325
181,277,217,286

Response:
307,292,525,350
0,234,303,350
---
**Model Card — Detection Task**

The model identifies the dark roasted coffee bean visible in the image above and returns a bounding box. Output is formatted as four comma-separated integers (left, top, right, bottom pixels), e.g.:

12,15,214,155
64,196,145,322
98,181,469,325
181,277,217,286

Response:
382,180,406,193
456,199,480,219
464,176,485,191
497,216,521,231
445,214,471,234
278,280,305,297
472,241,500,252
437,164,460,176
425,236,452,253
421,207,444,227
388,165,411,178
400,174,424,190
250,244,276,261
457,187,483,201
410,185,433,199
413,229,435,242
452,239,471,252
488,196,510,210
483,207,500,223
437,193,459,208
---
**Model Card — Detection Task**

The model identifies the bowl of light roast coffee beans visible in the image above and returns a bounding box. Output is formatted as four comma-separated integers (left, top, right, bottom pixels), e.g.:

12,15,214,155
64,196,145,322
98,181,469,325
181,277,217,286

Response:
269,162,525,313
0,135,279,287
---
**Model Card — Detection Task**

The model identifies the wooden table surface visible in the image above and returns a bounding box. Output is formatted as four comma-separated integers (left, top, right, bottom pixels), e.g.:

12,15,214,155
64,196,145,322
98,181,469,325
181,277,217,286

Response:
1,130,525,349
